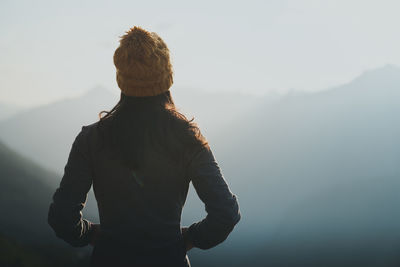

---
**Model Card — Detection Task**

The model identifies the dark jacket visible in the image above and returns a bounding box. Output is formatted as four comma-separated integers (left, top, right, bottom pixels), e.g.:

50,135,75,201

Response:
48,121,241,265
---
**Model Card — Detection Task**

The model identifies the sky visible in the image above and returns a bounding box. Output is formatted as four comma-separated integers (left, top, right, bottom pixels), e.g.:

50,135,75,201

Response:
1,0,400,107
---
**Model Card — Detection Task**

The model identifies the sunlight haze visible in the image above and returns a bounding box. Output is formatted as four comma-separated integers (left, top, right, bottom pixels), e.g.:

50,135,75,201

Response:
1,0,400,107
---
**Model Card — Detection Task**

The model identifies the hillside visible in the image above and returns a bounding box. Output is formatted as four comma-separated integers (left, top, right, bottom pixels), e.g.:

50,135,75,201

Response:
0,139,92,266
0,139,58,243
187,65,400,265
215,64,400,229
0,86,118,172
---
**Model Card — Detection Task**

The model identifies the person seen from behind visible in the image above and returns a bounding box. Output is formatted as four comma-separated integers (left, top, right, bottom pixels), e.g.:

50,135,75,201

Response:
48,26,241,267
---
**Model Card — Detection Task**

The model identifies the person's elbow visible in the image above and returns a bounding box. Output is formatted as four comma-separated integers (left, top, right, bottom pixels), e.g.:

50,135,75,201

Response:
211,195,241,237
200,207,241,250
48,203,90,248
223,194,241,227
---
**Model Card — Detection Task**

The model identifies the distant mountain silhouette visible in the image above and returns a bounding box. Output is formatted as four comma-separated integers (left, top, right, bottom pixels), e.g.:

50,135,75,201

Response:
216,64,400,223
186,65,400,266
0,138,57,243
0,139,91,266
172,87,262,138
0,86,118,172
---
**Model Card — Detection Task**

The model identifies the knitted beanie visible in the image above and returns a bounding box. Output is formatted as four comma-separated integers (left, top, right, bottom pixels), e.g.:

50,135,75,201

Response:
113,26,173,97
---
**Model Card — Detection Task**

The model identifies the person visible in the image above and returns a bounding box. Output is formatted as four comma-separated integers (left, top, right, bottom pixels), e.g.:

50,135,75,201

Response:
48,26,241,267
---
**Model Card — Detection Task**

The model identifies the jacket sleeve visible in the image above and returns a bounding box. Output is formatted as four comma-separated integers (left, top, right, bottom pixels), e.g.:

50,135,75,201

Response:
48,126,94,247
184,145,241,249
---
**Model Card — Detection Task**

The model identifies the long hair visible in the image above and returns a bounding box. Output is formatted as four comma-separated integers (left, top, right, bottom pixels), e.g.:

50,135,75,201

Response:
97,91,207,170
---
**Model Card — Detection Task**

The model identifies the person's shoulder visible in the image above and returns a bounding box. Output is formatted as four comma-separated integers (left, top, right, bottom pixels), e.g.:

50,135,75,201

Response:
73,121,104,153
81,121,100,133
72,120,105,143
80,120,109,141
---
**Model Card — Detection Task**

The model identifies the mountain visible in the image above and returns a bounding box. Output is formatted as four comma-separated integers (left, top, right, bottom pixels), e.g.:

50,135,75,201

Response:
215,64,400,223
0,138,57,242
0,139,91,266
189,65,400,265
0,86,119,172
172,87,264,139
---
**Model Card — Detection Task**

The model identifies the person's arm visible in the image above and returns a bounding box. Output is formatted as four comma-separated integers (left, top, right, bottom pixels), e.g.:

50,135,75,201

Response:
184,145,241,250
48,126,94,247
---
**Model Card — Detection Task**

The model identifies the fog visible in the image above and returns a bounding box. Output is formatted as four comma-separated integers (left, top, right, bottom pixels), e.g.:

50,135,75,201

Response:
1,65,399,266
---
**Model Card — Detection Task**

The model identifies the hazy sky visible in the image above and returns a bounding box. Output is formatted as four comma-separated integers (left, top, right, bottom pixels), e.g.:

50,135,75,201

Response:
1,0,400,107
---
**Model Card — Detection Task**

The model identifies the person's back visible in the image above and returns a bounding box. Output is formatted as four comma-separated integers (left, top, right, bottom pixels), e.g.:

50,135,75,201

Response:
48,26,241,267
